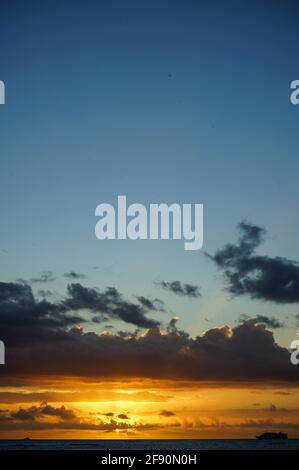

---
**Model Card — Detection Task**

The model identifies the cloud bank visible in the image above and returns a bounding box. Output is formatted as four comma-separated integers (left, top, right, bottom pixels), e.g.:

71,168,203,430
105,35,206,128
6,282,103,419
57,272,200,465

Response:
0,284,297,383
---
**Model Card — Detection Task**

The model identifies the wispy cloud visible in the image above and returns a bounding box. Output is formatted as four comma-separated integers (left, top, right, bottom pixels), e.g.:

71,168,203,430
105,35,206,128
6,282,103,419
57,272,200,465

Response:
30,271,55,283
64,271,87,280
158,280,201,298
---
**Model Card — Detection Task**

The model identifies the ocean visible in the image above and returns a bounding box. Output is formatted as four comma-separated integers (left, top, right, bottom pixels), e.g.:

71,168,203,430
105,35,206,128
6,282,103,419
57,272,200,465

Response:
0,439,299,451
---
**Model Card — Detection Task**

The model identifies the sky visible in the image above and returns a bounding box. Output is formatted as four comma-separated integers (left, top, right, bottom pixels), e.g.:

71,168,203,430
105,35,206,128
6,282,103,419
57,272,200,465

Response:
0,0,299,439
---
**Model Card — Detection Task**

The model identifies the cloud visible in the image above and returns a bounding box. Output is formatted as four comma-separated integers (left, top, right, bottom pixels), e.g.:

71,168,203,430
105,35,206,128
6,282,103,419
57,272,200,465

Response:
0,282,83,345
11,402,76,421
159,410,175,417
117,413,129,420
1,403,298,435
63,283,159,328
64,271,87,280
1,277,298,385
239,314,284,329
158,280,201,298
2,309,298,383
0,405,134,432
30,271,55,283
0,281,159,347
37,290,53,298
208,221,299,303
0,390,172,404
136,296,165,312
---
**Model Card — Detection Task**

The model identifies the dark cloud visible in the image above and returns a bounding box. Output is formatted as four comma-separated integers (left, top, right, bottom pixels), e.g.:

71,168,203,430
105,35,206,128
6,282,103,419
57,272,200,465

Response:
11,402,76,421
1,277,298,384
30,271,55,283
64,271,87,280
208,221,299,303
38,290,53,298
136,296,165,312
159,410,175,417
166,316,188,339
0,281,159,348
0,405,135,432
63,283,159,328
158,280,201,298
239,314,284,329
2,311,298,383
0,406,174,433
0,282,83,345
117,413,129,420
1,407,299,433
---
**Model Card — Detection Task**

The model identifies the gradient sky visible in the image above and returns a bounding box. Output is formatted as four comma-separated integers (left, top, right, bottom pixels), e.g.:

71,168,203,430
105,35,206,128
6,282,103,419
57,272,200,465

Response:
0,0,299,340
0,0,299,439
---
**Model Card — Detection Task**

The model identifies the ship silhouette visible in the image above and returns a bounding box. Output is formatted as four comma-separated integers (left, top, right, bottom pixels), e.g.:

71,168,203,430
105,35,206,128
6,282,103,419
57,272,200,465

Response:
256,432,288,440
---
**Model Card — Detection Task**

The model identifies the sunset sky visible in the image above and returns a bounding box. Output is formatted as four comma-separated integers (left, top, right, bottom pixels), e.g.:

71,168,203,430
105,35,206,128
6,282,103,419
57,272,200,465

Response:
0,0,299,439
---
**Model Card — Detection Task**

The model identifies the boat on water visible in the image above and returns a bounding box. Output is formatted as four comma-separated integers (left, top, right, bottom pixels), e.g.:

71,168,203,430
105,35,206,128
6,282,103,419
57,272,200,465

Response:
256,432,288,440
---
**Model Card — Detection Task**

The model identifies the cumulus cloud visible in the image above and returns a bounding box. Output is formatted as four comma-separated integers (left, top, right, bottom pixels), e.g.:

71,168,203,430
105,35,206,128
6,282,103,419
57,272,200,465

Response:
239,314,284,329
158,280,201,298
1,273,298,384
208,221,299,303
2,311,298,383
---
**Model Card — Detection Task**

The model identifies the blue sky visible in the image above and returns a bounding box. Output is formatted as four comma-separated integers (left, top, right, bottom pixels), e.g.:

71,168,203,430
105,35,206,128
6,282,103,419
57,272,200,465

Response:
0,0,298,344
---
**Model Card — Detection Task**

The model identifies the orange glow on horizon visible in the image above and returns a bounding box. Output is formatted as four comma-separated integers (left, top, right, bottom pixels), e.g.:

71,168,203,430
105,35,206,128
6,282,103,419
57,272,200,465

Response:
0,378,298,439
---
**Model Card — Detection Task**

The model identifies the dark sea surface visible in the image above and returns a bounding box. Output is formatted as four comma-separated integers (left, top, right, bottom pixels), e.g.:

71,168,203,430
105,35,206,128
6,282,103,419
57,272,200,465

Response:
0,439,299,451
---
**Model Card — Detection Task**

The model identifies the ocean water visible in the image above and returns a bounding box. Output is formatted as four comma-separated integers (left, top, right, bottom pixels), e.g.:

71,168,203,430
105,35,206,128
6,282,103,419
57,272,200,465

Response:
0,439,299,451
